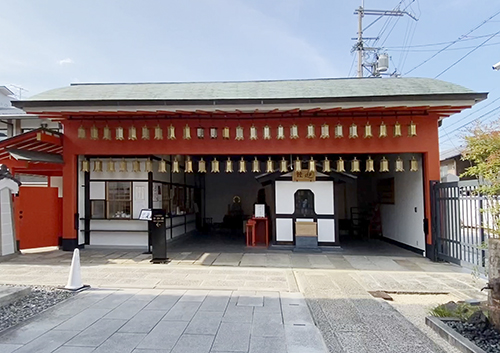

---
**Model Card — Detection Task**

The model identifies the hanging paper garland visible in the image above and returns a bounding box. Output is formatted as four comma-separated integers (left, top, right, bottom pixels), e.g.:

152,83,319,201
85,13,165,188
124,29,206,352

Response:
263,125,271,140
90,125,99,140
322,157,331,172
128,126,137,140
380,156,389,172
320,124,330,139
366,156,375,172
379,122,387,138
198,158,207,173
142,125,150,140
306,124,316,139
183,124,192,140
239,157,247,173
351,157,360,172
185,156,193,173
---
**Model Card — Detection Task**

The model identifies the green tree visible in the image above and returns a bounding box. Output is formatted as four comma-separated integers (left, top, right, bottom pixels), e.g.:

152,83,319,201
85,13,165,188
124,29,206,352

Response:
462,120,500,329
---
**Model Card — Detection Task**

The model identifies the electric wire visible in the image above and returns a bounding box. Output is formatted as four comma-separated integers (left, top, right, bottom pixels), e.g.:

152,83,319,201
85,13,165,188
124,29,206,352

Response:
439,94,500,131
386,33,500,49
404,9,500,75
441,104,500,135
435,29,500,78
389,41,500,52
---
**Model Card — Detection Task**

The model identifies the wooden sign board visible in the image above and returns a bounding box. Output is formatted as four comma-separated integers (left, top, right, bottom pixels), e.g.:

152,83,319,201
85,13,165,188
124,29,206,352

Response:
295,221,317,236
292,170,316,182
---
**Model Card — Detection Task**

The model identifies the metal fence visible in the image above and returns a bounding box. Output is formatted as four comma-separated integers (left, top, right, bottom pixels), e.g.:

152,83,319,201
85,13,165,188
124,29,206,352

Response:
431,179,498,269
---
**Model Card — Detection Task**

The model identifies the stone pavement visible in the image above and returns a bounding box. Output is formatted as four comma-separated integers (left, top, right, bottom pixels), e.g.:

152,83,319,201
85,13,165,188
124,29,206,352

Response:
0,241,489,353
0,289,327,353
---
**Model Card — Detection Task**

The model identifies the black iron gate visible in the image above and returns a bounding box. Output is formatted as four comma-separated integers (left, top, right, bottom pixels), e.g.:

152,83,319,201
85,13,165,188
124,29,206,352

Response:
431,179,488,268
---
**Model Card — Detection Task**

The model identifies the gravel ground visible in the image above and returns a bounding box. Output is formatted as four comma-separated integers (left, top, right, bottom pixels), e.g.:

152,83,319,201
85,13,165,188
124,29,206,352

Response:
447,320,500,353
389,293,463,353
0,285,74,333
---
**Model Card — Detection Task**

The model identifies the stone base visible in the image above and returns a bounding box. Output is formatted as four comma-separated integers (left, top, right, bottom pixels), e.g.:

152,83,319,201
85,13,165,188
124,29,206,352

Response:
295,235,319,252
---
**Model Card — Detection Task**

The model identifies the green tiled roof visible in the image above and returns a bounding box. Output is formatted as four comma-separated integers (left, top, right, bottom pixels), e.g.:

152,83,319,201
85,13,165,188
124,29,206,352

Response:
26,77,478,102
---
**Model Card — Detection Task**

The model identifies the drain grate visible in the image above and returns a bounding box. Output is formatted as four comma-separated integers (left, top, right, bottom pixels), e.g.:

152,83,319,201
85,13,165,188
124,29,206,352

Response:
369,290,451,301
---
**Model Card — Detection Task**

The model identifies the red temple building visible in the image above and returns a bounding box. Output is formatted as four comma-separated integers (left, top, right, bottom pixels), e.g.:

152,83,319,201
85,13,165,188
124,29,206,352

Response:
3,77,486,259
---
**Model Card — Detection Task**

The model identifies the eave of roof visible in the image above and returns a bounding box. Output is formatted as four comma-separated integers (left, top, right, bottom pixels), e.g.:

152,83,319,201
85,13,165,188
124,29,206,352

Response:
13,77,487,111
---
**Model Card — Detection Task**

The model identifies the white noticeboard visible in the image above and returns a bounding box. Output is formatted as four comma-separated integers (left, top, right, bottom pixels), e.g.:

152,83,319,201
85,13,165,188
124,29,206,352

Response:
254,204,265,218
139,209,152,221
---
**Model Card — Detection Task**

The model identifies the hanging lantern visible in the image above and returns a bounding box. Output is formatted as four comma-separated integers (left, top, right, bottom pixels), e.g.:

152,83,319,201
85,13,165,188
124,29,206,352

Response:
128,126,137,140
320,123,330,139
252,157,260,173
198,158,207,173
364,123,373,138
172,158,180,173
290,124,299,139
225,157,233,173
394,121,402,137
294,157,302,172
211,158,220,173
235,126,244,140
336,157,345,172
410,156,419,172
183,124,192,140
366,156,375,172
395,157,404,172
154,124,163,140
210,127,218,139
349,123,358,139
145,158,153,173
116,126,124,140
197,127,205,139
222,126,230,139
351,157,361,172
93,159,103,172
277,125,285,140
132,159,141,172
119,159,128,172
323,157,331,173
168,125,176,140
103,125,111,140
90,125,99,140
250,125,258,140
239,157,247,173
158,159,167,173
408,121,417,137
307,124,316,139
280,157,288,173
379,122,387,138
142,125,150,140
335,123,343,138
185,156,193,173
78,125,86,139
266,157,274,173
107,159,115,173
308,157,316,172
81,159,89,172
263,125,271,140
380,156,389,172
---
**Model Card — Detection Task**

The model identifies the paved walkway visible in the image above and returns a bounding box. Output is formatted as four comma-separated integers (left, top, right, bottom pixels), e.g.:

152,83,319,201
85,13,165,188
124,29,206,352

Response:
0,289,327,353
0,240,489,353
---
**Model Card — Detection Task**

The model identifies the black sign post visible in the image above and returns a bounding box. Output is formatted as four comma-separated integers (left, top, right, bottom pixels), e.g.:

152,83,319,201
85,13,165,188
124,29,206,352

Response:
140,209,168,263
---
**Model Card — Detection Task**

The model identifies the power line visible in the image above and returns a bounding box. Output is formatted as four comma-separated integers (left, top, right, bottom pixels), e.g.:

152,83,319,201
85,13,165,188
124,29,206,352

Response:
389,40,500,52
404,9,500,75
386,33,500,49
441,104,500,135
439,94,500,131
435,29,500,78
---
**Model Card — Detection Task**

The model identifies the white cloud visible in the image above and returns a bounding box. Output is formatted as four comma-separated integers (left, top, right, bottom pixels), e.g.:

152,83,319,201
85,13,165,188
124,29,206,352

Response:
57,58,74,65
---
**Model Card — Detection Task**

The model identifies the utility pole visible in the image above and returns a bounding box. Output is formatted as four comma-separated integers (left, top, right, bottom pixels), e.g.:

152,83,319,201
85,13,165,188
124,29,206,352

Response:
354,1,418,78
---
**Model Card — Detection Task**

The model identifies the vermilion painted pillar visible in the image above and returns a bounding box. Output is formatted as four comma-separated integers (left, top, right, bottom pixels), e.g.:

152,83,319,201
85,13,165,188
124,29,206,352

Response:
422,118,441,258
62,150,78,251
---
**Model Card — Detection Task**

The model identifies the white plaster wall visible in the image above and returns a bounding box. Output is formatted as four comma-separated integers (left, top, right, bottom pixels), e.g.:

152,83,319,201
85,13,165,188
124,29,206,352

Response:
275,181,334,215
318,219,335,242
380,154,425,250
133,182,149,218
49,177,63,197
205,172,262,223
276,218,293,242
90,232,148,247
0,188,15,255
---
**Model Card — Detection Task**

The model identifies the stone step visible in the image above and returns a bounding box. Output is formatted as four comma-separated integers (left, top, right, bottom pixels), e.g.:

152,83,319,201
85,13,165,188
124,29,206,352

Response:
0,286,31,307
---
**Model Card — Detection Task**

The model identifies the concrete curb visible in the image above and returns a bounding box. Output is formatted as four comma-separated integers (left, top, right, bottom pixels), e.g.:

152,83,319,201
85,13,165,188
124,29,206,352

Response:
0,286,31,307
425,316,487,353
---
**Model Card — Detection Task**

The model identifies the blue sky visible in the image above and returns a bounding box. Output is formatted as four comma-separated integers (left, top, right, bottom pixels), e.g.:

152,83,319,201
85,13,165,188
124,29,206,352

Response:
1,0,498,151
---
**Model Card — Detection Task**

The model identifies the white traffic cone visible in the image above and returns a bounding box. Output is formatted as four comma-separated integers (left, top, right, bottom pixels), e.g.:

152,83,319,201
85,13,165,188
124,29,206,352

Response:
64,249,88,291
